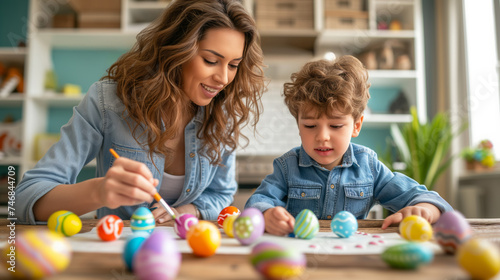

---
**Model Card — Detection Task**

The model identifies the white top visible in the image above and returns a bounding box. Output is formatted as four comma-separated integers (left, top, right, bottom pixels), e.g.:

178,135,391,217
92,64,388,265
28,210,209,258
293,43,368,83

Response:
158,172,185,203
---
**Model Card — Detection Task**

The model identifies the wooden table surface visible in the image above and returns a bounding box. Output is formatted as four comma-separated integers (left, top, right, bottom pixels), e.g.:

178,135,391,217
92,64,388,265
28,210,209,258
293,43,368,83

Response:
1,219,499,280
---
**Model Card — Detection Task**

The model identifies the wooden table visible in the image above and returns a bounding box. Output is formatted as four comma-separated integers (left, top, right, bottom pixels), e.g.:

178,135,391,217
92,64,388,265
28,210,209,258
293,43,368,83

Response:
1,219,499,279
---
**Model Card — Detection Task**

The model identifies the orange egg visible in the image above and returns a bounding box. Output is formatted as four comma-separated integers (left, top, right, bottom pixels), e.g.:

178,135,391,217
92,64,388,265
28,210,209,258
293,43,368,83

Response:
186,221,221,257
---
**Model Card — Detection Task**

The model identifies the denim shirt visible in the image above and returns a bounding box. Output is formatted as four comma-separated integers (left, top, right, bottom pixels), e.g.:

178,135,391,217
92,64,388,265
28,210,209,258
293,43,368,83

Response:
245,143,453,219
16,80,237,224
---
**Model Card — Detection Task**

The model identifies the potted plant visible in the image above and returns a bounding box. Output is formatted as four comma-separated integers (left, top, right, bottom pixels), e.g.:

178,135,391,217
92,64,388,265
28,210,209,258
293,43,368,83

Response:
380,107,466,191
461,140,496,171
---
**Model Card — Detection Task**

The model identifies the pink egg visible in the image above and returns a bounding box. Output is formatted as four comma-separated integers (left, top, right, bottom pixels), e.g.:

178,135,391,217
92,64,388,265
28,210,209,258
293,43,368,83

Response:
133,231,181,280
174,213,198,239
233,208,265,245
433,211,472,254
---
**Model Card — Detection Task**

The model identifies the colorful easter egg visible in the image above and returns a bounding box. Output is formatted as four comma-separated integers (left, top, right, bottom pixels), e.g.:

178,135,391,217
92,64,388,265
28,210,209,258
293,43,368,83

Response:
134,231,181,280
399,215,433,242
457,238,500,280
223,214,238,238
381,242,434,269
250,241,306,280
97,214,124,241
47,210,82,237
331,211,358,238
433,211,472,254
174,213,198,239
1,229,72,278
123,231,149,271
217,206,241,228
294,209,319,239
234,207,265,245
131,207,155,234
186,221,221,257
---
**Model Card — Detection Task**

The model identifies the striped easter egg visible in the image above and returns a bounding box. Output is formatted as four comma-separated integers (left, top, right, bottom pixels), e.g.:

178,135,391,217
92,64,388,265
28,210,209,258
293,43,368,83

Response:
97,215,124,241
433,211,472,254
131,207,156,234
331,211,358,238
217,206,240,228
251,241,306,280
134,231,181,280
293,209,319,239
47,210,82,237
399,215,433,242
1,229,71,278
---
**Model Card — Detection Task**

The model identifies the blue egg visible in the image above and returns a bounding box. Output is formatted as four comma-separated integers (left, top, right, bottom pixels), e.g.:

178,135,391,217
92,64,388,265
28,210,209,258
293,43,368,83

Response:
131,207,155,234
293,209,319,239
381,242,434,269
331,211,358,238
123,231,150,271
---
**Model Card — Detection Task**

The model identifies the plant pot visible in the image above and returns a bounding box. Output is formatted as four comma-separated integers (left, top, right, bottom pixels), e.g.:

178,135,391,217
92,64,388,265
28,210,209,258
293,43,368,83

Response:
465,161,494,172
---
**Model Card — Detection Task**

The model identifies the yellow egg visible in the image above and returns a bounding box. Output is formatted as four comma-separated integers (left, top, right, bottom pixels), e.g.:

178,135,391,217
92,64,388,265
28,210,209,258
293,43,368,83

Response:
48,210,82,237
457,238,500,279
223,214,238,238
399,215,433,242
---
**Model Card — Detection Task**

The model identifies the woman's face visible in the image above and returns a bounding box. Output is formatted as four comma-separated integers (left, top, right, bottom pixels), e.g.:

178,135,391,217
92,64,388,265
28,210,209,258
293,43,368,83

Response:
181,28,245,106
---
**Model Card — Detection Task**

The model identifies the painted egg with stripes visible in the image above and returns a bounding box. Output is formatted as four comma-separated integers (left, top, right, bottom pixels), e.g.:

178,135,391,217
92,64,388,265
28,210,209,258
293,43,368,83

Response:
382,242,433,269
134,231,181,280
123,231,149,271
47,210,82,237
174,213,198,239
223,214,238,238
217,206,240,228
251,241,306,280
399,215,433,242
131,207,155,235
433,211,472,254
234,208,265,245
331,211,357,238
97,214,124,241
1,229,72,278
294,209,319,239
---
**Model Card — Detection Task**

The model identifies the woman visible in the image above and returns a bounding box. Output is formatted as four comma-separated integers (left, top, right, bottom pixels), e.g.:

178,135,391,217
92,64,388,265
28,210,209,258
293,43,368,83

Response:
16,0,266,224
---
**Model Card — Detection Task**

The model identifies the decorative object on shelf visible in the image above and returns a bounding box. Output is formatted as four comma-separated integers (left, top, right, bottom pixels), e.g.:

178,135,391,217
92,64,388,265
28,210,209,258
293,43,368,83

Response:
356,40,412,70
255,0,314,30
0,119,22,159
69,0,121,29
378,43,394,70
358,50,377,70
0,67,23,97
395,54,412,70
63,83,82,96
377,18,389,30
389,19,402,30
52,13,77,28
388,90,410,114
461,139,496,171
44,70,58,93
379,107,466,191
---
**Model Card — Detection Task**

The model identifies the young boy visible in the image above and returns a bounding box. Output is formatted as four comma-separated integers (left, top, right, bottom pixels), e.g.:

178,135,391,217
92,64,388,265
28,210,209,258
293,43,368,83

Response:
245,55,453,236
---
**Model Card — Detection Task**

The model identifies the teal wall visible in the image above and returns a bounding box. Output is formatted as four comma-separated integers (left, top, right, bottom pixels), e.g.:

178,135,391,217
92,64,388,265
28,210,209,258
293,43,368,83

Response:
0,0,29,47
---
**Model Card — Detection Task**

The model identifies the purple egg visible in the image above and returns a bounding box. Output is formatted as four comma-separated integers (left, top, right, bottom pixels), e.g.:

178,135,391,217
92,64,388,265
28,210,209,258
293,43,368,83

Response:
133,231,181,280
233,208,265,245
174,214,198,239
433,211,472,254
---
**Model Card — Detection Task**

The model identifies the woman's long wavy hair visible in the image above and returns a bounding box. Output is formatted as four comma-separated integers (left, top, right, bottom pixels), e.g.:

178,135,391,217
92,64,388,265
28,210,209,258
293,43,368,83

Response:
102,0,266,166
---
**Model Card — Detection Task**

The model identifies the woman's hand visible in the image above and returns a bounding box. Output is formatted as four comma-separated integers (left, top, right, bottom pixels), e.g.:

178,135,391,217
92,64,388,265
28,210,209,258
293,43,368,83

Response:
96,157,158,209
152,203,198,224
381,203,441,229
263,206,295,236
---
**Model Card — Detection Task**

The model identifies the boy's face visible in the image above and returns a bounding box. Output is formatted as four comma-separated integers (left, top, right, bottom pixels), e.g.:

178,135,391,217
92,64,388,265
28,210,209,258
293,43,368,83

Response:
298,110,363,170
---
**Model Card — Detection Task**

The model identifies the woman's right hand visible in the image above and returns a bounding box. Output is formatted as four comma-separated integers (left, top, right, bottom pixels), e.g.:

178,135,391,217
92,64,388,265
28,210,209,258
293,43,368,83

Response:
96,157,159,209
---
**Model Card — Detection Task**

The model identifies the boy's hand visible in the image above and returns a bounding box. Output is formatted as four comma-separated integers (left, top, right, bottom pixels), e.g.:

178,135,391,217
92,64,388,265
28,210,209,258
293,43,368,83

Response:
381,203,441,230
263,206,295,236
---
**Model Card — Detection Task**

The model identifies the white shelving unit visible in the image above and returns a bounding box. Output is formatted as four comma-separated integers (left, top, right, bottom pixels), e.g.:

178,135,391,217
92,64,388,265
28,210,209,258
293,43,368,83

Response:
12,0,426,176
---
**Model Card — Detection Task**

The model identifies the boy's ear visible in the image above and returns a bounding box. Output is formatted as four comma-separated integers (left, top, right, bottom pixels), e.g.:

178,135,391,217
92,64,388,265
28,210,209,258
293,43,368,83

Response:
352,115,364,137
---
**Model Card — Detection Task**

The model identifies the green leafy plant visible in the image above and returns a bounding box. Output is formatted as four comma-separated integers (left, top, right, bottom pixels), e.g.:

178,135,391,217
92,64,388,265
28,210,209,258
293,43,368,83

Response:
380,107,466,190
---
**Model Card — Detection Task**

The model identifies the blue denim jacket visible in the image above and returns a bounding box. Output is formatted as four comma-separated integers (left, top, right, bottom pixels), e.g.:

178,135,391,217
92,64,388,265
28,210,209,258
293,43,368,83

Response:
245,143,453,219
16,80,237,224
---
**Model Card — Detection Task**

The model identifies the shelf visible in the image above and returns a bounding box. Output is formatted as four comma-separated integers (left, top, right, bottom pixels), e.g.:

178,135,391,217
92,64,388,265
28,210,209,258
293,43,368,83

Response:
317,29,415,46
0,93,25,106
36,29,136,49
32,92,84,107
0,47,27,65
0,157,23,166
364,114,412,124
128,1,170,10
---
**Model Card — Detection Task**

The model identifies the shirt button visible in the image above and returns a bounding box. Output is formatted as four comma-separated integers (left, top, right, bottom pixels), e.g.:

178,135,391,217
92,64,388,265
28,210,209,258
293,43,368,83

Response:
186,189,191,193
327,215,332,219
360,191,364,197
189,152,195,158
301,192,305,197
330,184,334,189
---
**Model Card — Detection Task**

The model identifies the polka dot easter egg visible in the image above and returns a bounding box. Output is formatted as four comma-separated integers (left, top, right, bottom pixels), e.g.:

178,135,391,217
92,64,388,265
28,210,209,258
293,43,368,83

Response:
433,210,472,254
47,210,82,237
131,207,155,235
399,215,433,242
331,211,358,238
457,238,500,280
186,221,221,257
1,229,72,278
123,231,149,271
97,214,124,241
382,242,433,269
174,213,198,239
134,231,181,280
234,207,265,245
223,214,238,238
294,209,319,239
217,206,240,228
251,241,306,280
